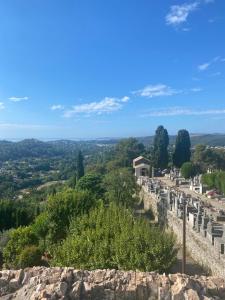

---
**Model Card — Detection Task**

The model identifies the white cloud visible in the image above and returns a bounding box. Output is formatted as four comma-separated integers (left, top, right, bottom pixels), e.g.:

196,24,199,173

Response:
190,87,203,92
63,96,127,118
141,107,225,117
0,102,5,110
166,2,199,26
198,56,221,71
120,96,130,103
133,84,180,98
198,62,210,71
9,96,29,102
51,104,64,110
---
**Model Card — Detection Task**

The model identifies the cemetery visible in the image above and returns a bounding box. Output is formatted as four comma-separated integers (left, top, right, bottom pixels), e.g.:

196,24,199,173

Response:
135,157,225,277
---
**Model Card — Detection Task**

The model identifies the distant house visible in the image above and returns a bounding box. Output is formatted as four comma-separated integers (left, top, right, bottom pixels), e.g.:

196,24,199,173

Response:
133,156,151,178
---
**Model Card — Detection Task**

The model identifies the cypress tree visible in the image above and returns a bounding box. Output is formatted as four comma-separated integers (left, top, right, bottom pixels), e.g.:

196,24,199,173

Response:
153,125,169,169
173,129,191,168
76,150,84,181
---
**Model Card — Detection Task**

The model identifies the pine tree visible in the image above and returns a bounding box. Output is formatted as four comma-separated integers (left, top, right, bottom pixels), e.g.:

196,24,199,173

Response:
173,129,191,168
153,125,169,169
76,150,84,180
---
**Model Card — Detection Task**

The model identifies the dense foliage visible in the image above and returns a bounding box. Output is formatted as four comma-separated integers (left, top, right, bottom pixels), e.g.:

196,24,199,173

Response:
181,162,197,179
51,203,177,272
153,126,169,169
0,199,39,231
173,130,191,168
202,172,225,195
103,168,138,207
76,150,84,180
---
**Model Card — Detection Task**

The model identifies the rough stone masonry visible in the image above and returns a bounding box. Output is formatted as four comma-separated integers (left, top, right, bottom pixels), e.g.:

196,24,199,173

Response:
1,267,225,299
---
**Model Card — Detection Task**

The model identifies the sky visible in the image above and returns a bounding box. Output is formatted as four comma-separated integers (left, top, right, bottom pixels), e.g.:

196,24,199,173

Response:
0,0,225,140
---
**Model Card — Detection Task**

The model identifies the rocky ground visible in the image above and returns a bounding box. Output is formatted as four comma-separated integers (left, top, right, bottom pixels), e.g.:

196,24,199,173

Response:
0,267,225,299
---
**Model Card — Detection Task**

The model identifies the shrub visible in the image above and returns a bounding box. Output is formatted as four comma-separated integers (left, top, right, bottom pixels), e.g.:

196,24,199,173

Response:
3,226,38,268
181,162,197,179
51,203,177,272
17,245,42,268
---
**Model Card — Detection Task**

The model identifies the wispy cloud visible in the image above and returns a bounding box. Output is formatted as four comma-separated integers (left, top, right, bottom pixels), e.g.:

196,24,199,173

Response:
190,87,203,92
133,84,180,98
166,0,215,28
198,56,221,71
141,107,225,117
63,96,129,118
166,2,199,26
0,102,5,110
0,123,55,129
198,62,211,71
50,104,64,111
8,96,29,102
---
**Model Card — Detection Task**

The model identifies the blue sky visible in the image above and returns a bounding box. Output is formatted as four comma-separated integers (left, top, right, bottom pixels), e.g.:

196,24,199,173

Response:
0,0,225,140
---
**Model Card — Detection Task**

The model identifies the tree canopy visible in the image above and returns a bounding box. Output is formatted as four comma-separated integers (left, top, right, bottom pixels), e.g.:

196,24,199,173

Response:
76,150,84,181
153,126,169,169
173,129,191,168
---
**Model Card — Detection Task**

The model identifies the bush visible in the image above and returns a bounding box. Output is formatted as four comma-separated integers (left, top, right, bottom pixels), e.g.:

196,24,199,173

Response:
202,172,225,195
76,173,104,199
181,162,197,179
17,245,42,268
51,203,177,272
3,226,38,268
46,189,97,242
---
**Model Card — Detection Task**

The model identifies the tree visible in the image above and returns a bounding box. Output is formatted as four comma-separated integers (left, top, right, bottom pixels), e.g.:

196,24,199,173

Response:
76,150,84,180
46,189,96,242
202,172,225,195
76,172,104,199
51,203,177,272
103,168,138,207
181,162,197,179
153,126,169,169
173,129,191,168
115,138,145,167
3,226,38,268
193,144,225,172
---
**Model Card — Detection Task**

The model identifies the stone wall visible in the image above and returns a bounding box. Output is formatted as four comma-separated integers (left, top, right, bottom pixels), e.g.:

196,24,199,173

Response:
1,267,225,299
140,187,225,277
167,210,225,277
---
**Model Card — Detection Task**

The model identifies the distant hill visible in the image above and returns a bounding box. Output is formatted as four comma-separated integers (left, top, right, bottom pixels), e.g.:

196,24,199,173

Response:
0,134,224,162
137,134,225,147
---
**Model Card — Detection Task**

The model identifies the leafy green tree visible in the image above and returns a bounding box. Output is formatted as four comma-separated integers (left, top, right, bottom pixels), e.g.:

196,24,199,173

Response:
115,138,145,167
103,168,138,207
173,129,191,168
181,162,197,179
46,189,96,242
31,212,49,249
76,172,104,199
51,203,177,272
202,172,225,195
76,150,84,180
0,199,37,231
153,126,169,169
3,226,38,268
